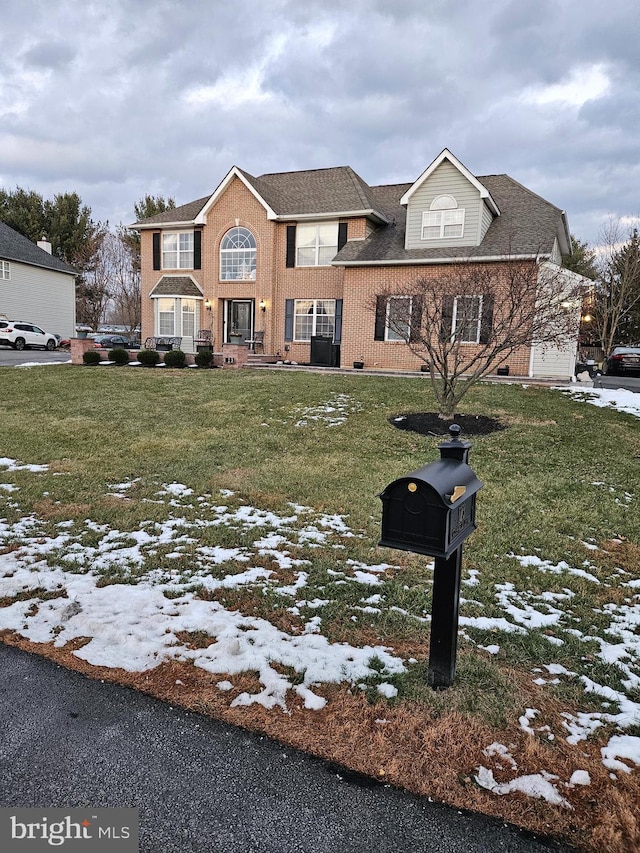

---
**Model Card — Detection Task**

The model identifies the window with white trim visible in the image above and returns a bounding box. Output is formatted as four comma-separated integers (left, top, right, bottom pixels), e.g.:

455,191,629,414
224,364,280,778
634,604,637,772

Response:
296,223,338,266
422,195,465,240
181,298,196,338
385,296,412,341
293,299,336,341
453,295,483,343
155,297,198,337
157,297,176,335
220,227,256,280
162,232,194,269
0,261,10,280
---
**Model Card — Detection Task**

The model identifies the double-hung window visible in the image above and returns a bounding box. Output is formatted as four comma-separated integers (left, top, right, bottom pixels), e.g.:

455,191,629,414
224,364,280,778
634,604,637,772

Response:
422,195,465,240
0,261,9,280
162,232,194,269
293,299,336,341
453,295,483,343
296,223,338,266
385,296,412,341
157,297,197,337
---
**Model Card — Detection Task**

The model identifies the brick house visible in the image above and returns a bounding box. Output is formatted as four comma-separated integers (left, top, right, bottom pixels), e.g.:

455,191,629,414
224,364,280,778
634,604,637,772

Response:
135,148,581,377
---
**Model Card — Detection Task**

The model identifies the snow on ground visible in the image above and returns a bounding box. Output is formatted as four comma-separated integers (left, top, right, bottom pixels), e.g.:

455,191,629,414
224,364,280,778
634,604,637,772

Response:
0,465,405,712
1,377,640,811
558,385,640,419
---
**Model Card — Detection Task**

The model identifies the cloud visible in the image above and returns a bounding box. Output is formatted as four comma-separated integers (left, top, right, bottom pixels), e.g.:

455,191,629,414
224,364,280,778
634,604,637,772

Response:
0,0,636,244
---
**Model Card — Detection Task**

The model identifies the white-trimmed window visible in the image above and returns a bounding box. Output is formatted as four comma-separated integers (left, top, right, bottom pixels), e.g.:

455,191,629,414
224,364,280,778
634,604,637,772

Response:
220,227,256,280
422,195,465,240
162,232,194,269
157,298,176,335
296,223,338,266
156,297,198,337
181,298,196,338
294,299,336,341
386,296,412,341
0,261,9,280
453,295,483,343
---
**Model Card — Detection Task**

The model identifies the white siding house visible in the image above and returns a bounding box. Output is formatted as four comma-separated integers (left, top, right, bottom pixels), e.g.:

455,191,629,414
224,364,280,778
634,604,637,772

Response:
0,222,76,338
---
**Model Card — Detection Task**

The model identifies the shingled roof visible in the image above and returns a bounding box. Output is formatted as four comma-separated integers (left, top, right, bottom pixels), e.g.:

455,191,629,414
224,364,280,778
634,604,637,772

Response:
0,221,76,275
335,174,569,264
134,164,570,263
134,166,388,226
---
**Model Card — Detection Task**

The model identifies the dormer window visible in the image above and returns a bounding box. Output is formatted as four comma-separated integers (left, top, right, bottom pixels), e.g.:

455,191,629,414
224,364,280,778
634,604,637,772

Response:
422,195,465,240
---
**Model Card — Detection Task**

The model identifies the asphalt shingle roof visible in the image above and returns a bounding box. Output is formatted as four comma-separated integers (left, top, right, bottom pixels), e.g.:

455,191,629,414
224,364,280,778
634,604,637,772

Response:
335,174,567,263
149,276,203,297
134,166,568,263
0,221,77,275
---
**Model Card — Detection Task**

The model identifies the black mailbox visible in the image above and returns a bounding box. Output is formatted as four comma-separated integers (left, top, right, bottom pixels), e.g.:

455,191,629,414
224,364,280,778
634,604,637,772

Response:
379,428,482,559
378,424,484,689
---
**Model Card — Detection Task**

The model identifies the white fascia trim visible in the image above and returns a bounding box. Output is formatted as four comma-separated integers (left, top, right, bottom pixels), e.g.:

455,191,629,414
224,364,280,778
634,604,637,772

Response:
135,221,197,231
149,274,204,298
400,148,501,216
195,167,277,224
275,208,389,224
336,253,549,267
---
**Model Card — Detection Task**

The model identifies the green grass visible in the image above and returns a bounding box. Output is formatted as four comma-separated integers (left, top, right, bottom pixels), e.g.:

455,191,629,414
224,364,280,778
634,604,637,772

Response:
1,364,639,732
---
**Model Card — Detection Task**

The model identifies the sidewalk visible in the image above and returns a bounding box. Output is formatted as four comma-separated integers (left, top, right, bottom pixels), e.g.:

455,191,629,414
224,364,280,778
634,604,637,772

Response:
0,645,576,853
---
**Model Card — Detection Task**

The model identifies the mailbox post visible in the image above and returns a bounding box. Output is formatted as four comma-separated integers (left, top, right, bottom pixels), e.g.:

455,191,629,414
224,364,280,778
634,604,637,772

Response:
379,424,483,689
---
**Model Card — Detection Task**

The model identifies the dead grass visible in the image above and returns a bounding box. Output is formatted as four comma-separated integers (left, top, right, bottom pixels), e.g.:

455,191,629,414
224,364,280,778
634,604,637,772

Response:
2,629,639,853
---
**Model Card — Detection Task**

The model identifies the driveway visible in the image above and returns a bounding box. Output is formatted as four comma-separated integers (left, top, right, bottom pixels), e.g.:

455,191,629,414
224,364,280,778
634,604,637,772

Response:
593,374,640,393
0,347,71,366
0,645,575,853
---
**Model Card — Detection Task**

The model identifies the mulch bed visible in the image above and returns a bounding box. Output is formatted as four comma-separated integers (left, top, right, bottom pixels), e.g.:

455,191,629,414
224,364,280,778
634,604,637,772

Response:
389,412,506,437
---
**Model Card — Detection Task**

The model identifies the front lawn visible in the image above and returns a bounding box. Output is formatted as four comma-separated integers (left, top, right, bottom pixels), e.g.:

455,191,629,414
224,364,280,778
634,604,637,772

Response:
1,365,639,852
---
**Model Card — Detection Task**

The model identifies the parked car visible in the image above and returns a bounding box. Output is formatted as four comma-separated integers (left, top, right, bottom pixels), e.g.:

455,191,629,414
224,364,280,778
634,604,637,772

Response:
602,346,640,376
0,320,58,350
92,334,140,350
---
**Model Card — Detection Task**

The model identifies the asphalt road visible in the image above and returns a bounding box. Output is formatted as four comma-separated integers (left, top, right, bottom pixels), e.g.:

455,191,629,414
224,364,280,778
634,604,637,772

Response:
0,645,576,853
0,347,71,365
593,373,640,392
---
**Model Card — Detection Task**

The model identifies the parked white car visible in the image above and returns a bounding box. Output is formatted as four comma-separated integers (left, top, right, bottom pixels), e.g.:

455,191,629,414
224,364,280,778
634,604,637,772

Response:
0,320,58,351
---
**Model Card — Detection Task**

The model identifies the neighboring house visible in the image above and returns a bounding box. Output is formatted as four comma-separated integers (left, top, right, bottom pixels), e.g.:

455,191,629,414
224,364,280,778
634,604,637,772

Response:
0,221,77,338
135,148,582,378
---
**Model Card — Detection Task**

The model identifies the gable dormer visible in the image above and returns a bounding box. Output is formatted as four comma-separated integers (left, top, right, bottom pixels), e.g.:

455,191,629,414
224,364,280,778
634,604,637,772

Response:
400,149,500,250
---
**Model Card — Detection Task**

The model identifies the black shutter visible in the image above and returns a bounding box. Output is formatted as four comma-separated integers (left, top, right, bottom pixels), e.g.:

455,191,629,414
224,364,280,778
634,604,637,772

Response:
334,299,343,343
194,229,202,270
409,295,423,343
152,232,161,270
374,295,386,341
337,222,348,251
286,226,296,268
440,295,454,341
284,299,294,341
479,295,494,344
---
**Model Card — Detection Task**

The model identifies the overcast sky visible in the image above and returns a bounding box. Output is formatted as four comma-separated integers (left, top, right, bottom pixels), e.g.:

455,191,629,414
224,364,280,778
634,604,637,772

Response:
1,0,638,246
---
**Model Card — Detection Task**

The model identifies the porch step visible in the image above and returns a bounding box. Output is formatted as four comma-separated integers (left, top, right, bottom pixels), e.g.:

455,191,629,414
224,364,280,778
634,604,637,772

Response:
245,352,279,366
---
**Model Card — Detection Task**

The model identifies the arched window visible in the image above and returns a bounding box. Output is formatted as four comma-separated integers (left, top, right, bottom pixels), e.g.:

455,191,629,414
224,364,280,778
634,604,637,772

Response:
422,195,465,240
220,227,257,280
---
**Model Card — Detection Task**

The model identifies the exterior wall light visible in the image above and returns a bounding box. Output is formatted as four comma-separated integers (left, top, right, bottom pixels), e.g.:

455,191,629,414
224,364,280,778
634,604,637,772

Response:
205,299,212,311
259,299,266,312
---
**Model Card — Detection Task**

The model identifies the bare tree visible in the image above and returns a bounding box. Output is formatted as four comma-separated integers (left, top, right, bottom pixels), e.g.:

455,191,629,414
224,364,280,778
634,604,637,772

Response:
74,224,110,329
592,220,640,352
375,258,584,419
109,225,141,331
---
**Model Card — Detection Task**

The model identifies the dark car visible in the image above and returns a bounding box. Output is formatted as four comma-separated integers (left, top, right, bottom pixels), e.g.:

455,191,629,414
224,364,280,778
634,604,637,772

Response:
93,335,140,350
602,346,640,376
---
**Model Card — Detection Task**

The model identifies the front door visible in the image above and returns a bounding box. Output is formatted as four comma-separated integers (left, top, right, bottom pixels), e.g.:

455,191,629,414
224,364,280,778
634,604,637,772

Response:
225,300,253,343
